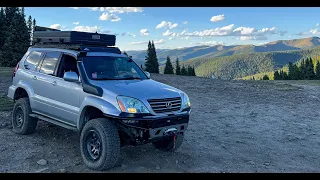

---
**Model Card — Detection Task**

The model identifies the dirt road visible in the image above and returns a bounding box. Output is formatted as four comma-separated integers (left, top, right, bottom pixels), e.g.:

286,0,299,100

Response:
1,74,320,173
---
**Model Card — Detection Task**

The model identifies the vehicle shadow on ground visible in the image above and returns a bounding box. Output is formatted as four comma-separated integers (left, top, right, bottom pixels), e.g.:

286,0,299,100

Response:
27,120,196,173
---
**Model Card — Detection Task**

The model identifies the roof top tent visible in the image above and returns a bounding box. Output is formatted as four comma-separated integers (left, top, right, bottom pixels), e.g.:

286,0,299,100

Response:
31,26,121,54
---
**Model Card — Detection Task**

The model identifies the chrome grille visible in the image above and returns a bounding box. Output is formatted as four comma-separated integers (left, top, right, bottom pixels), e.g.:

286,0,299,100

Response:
148,97,181,113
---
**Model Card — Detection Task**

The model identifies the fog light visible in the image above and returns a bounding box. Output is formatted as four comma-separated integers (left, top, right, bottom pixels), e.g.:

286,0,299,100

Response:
187,101,191,107
128,108,137,113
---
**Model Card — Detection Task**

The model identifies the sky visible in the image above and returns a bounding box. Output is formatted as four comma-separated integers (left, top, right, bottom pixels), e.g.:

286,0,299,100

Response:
25,7,320,51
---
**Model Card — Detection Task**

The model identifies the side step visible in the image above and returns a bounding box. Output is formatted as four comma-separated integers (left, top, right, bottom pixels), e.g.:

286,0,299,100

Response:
30,113,78,131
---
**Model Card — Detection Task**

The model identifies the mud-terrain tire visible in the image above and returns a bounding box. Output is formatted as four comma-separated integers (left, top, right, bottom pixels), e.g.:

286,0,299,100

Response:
152,133,184,151
12,97,38,135
80,118,120,171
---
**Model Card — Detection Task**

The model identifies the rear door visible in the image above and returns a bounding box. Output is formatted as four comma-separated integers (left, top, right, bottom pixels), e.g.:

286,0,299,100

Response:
32,51,62,119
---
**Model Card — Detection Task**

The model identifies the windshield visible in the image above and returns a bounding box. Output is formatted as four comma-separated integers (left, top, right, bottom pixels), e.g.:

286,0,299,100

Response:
82,56,148,80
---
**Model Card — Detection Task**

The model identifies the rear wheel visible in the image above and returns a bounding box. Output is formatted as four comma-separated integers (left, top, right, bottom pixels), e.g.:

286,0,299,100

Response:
80,118,120,171
152,133,184,151
12,97,38,135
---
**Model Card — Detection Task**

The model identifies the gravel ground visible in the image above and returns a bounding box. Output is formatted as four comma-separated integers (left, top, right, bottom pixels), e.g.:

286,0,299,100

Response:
1,74,320,173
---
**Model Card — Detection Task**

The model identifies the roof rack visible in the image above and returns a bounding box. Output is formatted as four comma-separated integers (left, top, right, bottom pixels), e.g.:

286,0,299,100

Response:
31,27,121,54
31,43,122,54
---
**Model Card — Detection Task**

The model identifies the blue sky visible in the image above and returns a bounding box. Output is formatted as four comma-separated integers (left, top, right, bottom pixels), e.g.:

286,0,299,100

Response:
25,7,320,51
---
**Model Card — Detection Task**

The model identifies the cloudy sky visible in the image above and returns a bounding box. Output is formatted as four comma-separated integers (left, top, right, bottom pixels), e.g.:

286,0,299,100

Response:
25,7,320,51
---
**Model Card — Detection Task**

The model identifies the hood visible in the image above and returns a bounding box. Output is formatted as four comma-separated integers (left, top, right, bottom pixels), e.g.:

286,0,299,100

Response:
90,79,183,100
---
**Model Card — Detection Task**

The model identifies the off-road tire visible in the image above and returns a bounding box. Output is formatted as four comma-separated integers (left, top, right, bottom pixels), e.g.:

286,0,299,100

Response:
152,133,184,151
80,118,120,171
12,97,38,135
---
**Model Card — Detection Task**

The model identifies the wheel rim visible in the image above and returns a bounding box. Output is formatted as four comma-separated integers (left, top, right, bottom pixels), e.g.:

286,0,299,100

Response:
86,130,102,161
15,106,24,128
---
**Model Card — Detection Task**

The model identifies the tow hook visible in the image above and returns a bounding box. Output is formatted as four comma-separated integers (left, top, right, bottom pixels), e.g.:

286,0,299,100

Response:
164,128,178,136
164,128,178,149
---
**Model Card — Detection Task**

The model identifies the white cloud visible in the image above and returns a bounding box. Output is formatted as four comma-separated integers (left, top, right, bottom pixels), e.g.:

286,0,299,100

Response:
140,29,149,36
73,26,111,34
156,21,178,29
85,7,143,14
70,7,79,9
72,22,79,25
198,41,224,46
183,21,188,25
297,23,320,36
121,32,136,37
154,39,165,44
163,30,173,36
233,27,255,35
238,36,268,41
168,37,173,40
210,14,225,22
99,13,121,22
129,41,148,45
185,24,234,36
49,24,62,30
183,24,286,40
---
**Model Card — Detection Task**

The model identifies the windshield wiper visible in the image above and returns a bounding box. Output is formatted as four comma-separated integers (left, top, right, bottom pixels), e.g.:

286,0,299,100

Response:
118,77,142,80
94,78,119,80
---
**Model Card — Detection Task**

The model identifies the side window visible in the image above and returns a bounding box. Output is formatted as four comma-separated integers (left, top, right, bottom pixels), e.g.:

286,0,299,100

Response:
24,51,43,71
39,52,61,75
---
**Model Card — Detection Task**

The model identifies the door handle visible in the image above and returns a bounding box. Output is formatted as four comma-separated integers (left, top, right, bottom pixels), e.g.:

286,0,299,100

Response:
32,76,37,80
51,81,57,86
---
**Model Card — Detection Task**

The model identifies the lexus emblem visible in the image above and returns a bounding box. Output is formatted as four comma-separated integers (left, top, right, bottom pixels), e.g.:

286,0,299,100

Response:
165,102,172,108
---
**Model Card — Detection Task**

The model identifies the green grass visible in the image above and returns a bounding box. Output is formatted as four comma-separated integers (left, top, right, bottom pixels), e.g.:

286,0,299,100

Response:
0,96,14,111
0,67,13,77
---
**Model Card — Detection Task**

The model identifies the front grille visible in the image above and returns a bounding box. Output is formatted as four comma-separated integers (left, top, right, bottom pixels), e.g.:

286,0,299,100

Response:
147,97,181,113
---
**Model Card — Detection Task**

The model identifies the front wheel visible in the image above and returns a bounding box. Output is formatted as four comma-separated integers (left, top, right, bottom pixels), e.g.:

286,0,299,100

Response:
80,118,120,171
152,133,184,151
12,97,38,135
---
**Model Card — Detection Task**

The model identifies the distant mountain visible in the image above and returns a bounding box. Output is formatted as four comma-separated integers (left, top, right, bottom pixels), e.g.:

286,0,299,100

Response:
181,46,320,80
127,36,320,67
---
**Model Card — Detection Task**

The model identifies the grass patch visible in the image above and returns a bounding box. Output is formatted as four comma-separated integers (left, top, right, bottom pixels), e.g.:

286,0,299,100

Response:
0,96,14,111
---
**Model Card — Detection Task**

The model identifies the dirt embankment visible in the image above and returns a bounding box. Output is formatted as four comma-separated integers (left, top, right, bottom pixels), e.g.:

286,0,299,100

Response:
1,74,320,173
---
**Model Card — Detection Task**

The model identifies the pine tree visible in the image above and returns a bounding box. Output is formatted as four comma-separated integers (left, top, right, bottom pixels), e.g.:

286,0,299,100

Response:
187,65,193,76
1,8,30,67
144,41,153,72
300,59,306,80
288,62,294,80
262,74,269,80
0,8,6,51
292,64,300,80
306,58,315,80
151,41,159,73
175,58,181,75
27,15,33,45
274,71,280,80
33,18,36,31
192,67,196,76
164,56,174,74
283,71,289,80
315,61,320,80
181,66,187,75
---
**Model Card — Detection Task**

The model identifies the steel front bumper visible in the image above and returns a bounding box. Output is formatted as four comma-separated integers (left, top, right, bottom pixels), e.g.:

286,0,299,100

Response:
104,112,190,142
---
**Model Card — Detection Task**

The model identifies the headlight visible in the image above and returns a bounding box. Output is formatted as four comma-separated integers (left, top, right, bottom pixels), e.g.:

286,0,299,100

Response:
181,93,191,110
117,96,150,114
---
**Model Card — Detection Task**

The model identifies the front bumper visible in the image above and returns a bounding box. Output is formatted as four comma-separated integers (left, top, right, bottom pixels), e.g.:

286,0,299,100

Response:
104,112,190,145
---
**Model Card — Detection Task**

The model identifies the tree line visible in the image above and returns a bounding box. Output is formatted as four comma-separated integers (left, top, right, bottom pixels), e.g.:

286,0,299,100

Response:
0,7,36,67
257,57,320,80
141,40,196,76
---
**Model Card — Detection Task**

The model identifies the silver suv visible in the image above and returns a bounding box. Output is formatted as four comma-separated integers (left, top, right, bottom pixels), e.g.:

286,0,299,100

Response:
7,44,191,170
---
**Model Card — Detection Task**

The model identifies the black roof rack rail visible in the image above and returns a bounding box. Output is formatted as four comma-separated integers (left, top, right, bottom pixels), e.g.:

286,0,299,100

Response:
31,43,122,54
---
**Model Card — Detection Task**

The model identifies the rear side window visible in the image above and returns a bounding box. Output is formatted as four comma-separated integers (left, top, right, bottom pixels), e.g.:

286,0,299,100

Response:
39,52,61,75
24,51,42,71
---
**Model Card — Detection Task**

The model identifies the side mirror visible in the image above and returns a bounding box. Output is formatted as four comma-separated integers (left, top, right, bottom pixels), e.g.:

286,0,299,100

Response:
145,71,151,78
63,71,79,82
